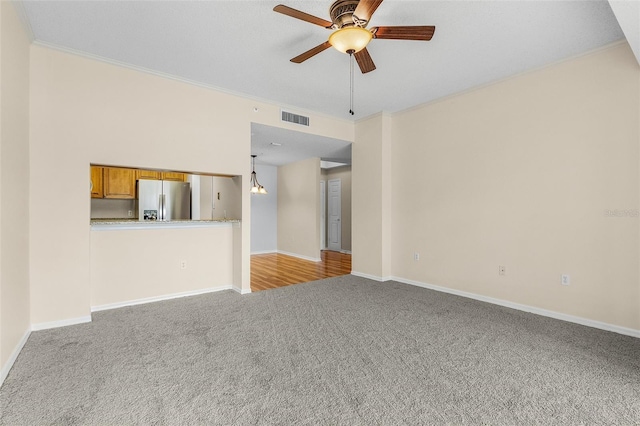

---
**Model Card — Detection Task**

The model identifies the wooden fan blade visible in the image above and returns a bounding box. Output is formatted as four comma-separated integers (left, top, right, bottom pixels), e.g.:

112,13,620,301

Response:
274,5,334,28
372,26,436,41
354,48,376,74
353,0,384,24
291,41,332,63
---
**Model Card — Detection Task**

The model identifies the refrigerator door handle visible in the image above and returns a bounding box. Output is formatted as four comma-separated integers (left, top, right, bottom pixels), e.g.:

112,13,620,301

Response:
161,194,167,220
158,194,163,221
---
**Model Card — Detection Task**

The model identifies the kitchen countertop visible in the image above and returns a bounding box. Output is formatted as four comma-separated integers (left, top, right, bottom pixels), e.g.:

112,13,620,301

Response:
91,218,240,230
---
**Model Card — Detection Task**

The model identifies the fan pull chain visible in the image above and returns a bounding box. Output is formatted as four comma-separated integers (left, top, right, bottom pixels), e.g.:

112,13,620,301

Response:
349,50,355,116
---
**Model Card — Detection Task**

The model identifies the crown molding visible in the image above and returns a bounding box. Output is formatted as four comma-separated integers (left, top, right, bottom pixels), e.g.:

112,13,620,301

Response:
393,39,629,118
11,1,35,42
31,40,354,126
354,110,394,125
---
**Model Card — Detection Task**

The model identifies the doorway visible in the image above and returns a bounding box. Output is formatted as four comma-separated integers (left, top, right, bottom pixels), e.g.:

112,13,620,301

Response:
250,123,352,291
320,180,326,250
327,178,341,251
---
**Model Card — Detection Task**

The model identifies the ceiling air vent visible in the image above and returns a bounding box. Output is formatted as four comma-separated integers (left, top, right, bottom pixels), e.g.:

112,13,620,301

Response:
281,110,310,127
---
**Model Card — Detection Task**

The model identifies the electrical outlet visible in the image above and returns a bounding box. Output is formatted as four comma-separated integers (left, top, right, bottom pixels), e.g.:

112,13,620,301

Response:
499,265,506,276
414,252,420,261
180,260,187,270
561,274,570,286
128,210,133,217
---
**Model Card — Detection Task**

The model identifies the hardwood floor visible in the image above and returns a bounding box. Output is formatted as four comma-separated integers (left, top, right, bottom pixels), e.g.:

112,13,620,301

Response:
251,251,352,292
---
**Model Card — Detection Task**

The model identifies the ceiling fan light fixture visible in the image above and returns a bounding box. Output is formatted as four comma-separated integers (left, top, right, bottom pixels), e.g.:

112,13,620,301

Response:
328,27,372,54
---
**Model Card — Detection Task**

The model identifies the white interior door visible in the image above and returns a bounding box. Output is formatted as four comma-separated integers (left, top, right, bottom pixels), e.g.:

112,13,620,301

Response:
328,179,341,251
320,180,326,250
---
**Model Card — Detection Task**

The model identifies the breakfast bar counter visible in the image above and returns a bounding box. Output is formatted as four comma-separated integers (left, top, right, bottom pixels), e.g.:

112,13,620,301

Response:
90,219,240,231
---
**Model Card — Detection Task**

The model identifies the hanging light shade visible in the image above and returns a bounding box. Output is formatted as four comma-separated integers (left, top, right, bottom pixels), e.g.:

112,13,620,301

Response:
328,27,373,54
250,155,268,195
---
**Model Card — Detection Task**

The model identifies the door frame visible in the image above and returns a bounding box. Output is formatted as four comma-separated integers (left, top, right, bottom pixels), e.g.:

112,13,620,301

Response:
320,180,326,250
327,178,341,252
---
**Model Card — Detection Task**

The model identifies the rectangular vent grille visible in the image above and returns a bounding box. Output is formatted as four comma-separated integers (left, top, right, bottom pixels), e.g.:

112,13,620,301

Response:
281,110,310,126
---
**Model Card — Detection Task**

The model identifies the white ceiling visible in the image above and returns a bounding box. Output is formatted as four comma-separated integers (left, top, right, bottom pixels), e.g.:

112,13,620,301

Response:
21,0,625,121
251,123,351,167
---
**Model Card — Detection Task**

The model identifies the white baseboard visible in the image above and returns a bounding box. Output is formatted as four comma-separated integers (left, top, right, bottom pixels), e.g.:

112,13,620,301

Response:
31,315,92,331
252,250,345,261
390,276,640,339
0,329,31,388
277,250,321,262
232,286,252,295
350,271,391,282
250,250,277,255
91,285,234,312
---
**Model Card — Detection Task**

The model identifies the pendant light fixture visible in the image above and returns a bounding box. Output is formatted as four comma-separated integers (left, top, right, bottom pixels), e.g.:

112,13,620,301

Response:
250,155,268,194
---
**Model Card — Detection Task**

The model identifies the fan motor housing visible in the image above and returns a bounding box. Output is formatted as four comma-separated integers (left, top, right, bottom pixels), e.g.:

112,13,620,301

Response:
329,0,360,28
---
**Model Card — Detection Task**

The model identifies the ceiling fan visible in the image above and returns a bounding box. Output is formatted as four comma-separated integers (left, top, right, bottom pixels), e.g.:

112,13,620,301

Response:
274,0,435,74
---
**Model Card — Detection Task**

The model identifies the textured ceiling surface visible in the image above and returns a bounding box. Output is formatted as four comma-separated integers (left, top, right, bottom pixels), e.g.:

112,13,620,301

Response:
22,0,624,120
251,123,351,167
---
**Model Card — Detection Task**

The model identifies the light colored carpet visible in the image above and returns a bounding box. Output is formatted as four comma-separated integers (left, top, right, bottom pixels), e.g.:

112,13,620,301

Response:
1,276,639,424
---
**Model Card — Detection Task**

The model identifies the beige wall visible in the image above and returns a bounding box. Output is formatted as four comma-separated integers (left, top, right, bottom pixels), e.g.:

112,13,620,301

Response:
277,157,321,260
28,46,353,325
389,43,640,330
322,166,352,252
352,113,393,278
90,226,233,307
0,2,31,374
250,164,278,254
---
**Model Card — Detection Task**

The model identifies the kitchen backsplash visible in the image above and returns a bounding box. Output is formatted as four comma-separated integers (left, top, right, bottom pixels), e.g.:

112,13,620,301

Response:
91,198,136,219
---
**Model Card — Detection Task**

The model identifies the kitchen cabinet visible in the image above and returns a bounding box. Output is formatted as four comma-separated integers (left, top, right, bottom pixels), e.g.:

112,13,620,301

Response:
103,168,136,199
162,172,187,182
91,167,188,200
90,166,104,198
137,169,162,180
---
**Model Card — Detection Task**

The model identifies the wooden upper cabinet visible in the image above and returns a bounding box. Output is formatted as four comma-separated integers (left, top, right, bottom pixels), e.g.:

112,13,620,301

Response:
103,168,136,199
90,167,187,200
137,169,161,180
90,166,104,198
162,172,187,182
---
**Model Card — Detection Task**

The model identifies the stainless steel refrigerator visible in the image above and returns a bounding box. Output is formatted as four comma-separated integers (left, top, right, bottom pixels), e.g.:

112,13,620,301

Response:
138,179,191,221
